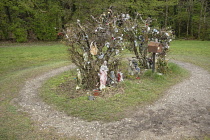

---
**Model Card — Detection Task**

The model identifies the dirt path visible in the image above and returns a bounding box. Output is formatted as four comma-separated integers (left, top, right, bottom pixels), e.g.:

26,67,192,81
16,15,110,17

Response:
14,61,210,140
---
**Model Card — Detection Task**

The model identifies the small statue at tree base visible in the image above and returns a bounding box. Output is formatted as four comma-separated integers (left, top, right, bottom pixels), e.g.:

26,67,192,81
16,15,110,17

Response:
128,59,135,75
117,71,124,82
99,61,109,90
128,58,140,76
76,69,82,90
110,71,117,84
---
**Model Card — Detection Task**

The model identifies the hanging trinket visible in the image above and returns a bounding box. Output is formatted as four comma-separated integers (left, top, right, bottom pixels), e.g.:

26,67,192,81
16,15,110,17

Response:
90,41,98,55
83,52,88,62
99,12,106,23
115,49,119,55
153,29,159,34
105,42,110,48
165,43,169,49
83,34,88,40
107,9,112,17
116,36,123,42
111,33,115,40
126,14,130,20
98,52,104,59
134,40,138,47
84,61,91,73
122,13,125,19
155,38,158,42
147,26,150,32
95,26,104,32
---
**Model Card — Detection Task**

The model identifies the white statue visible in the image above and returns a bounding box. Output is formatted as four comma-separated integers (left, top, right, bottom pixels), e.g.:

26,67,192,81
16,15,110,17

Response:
76,69,82,90
99,61,109,90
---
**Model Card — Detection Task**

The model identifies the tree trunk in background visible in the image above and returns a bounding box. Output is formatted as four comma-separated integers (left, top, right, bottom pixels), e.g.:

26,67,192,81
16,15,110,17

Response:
190,0,194,38
198,0,205,40
186,1,189,37
178,21,181,38
165,0,168,28
186,16,189,37
186,0,193,38
202,0,208,40
4,6,12,23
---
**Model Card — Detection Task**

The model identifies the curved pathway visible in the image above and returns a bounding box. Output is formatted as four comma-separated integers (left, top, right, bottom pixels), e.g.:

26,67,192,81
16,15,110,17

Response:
15,61,210,140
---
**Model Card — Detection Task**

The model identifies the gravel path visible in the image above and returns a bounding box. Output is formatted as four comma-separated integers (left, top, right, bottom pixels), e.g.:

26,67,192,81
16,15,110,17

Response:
14,61,210,140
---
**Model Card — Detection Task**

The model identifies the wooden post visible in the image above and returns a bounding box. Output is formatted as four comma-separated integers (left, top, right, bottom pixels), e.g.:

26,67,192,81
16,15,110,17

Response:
152,52,156,73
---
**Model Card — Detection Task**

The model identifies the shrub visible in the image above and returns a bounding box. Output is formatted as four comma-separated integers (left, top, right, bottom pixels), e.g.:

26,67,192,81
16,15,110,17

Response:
13,28,28,43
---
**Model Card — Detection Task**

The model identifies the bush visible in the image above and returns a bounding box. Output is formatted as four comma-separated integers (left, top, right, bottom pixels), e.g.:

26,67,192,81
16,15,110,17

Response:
34,25,57,41
13,28,28,43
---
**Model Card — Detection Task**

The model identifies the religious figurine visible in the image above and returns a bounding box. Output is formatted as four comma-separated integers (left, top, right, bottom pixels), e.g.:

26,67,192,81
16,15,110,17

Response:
135,66,140,75
110,71,116,84
117,71,124,82
99,61,109,90
128,59,135,75
76,69,82,90
98,52,104,59
128,59,140,76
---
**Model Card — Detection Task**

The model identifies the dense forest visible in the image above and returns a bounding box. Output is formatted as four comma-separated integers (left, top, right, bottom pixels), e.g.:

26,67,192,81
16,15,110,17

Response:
0,0,209,42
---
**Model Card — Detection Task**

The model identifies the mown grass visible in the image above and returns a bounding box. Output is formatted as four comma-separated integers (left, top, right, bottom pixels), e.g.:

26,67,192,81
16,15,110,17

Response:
1,40,209,139
0,41,69,81
40,62,189,122
170,40,210,72
0,42,74,140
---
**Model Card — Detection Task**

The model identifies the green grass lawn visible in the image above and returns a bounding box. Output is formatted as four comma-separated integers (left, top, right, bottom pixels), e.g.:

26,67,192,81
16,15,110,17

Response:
0,42,69,80
0,40,209,139
0,42,72,140
170,40,210,72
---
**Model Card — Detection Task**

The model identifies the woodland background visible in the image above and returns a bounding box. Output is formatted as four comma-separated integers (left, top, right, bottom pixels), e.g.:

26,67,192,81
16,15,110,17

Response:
0,0,209,42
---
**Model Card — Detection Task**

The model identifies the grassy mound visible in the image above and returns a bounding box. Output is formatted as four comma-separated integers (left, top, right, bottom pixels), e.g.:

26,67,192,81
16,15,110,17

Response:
40,62,189,122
